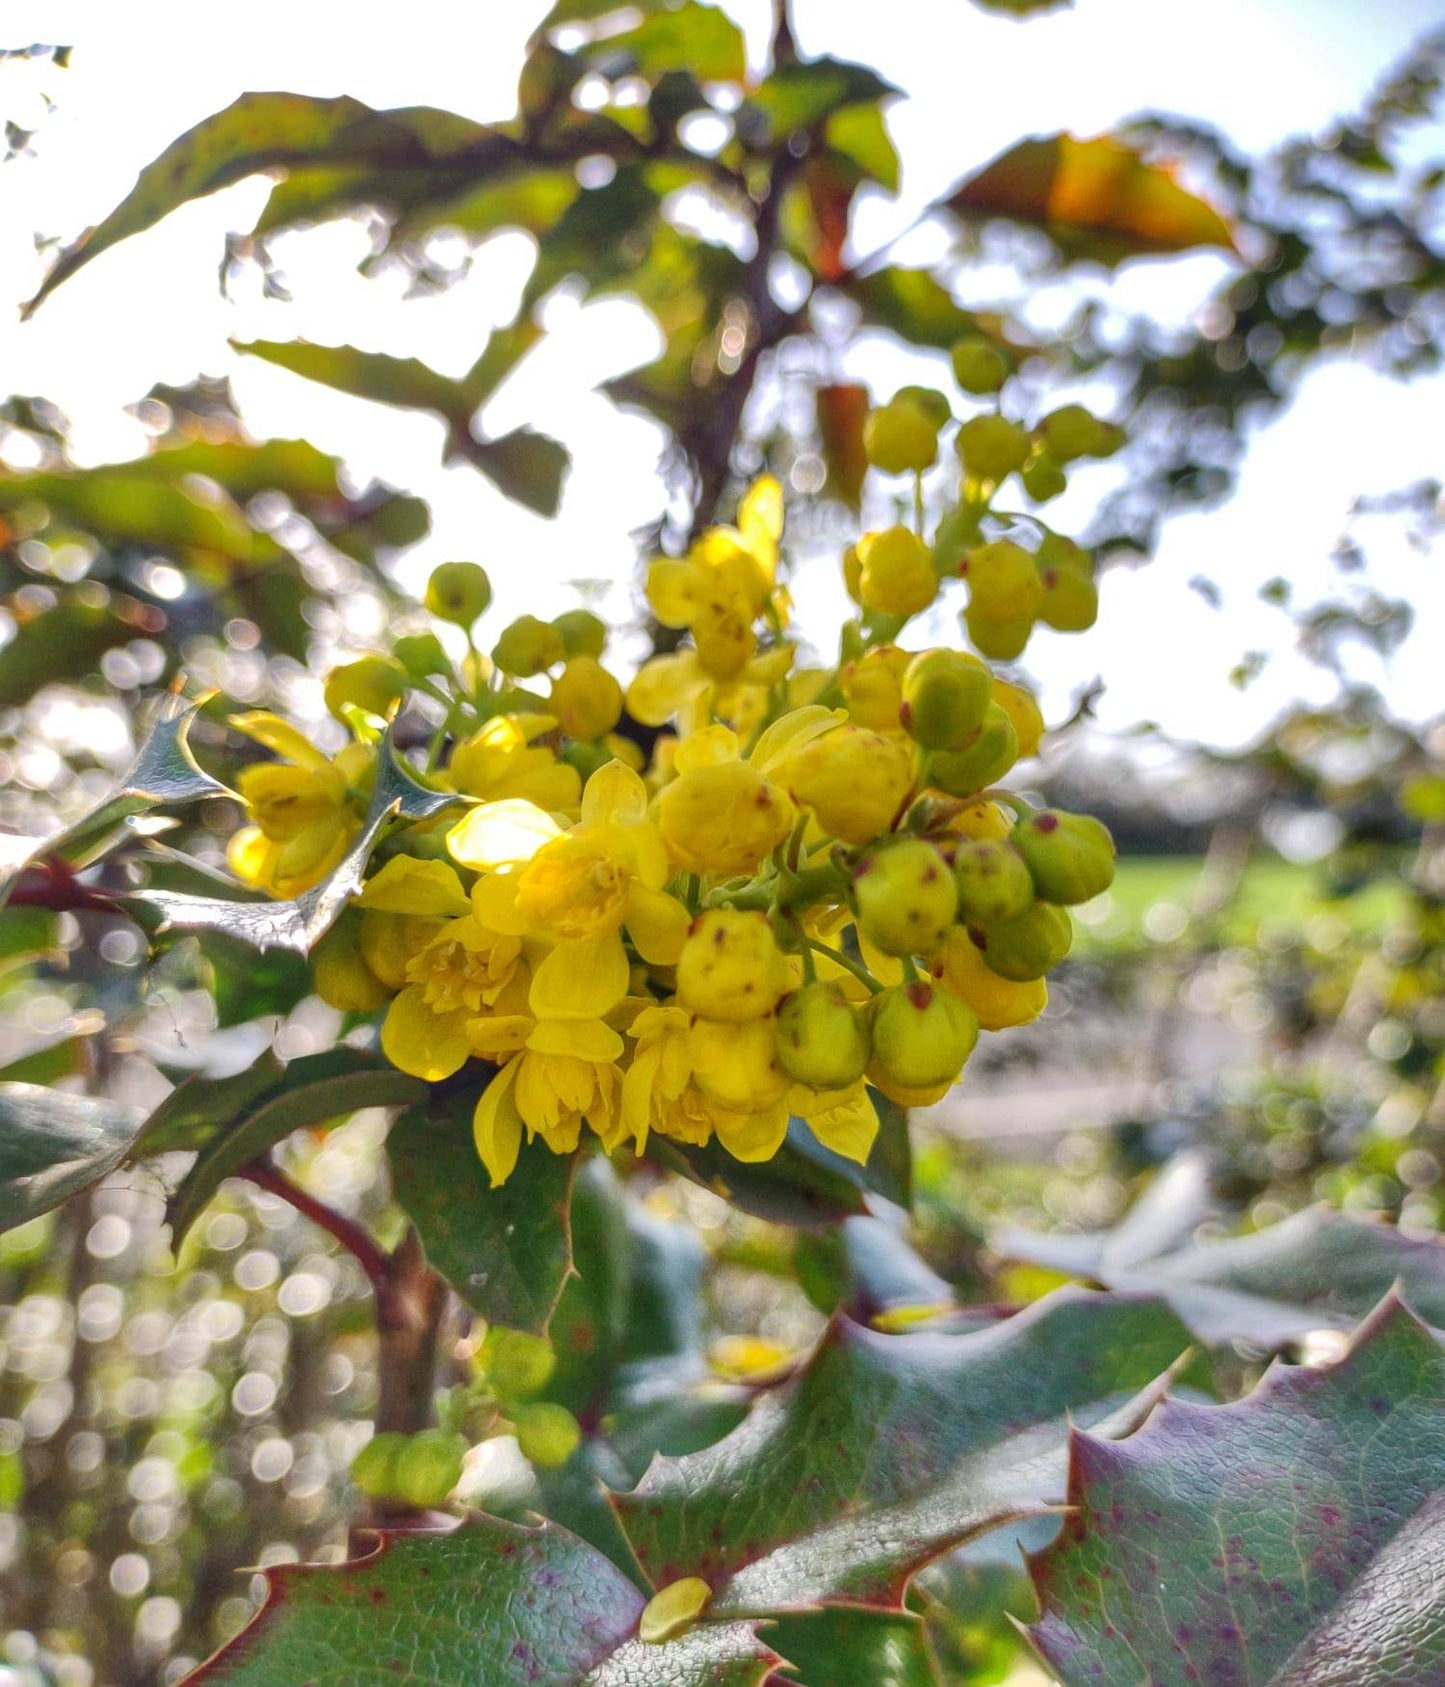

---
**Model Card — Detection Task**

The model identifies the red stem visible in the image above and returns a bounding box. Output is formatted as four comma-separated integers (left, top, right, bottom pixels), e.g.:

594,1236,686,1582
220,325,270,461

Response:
237,1158,391,1301
7,856,121,915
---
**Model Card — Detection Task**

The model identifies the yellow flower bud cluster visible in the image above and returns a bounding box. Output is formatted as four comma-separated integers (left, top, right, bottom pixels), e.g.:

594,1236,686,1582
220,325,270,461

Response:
224,459,1117,1190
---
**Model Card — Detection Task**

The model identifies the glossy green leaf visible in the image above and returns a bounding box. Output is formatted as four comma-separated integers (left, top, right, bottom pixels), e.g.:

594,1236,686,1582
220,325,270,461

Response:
1029,1294,1445,1685
24,93,495,314
182,1516,780,1685
996,1187,1445,1346
613,1288,1202,1615
0,1084,142,1233
658,1118,870,1227
388,1095,575,1335
767,1607,940,1686
589,3,746,84
135,1046,426,1244
749,58,897,141
0,588,157,712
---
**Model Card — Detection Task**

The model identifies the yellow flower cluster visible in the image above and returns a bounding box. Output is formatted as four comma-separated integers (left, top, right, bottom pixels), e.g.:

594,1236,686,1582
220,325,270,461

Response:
226,412,1116,1187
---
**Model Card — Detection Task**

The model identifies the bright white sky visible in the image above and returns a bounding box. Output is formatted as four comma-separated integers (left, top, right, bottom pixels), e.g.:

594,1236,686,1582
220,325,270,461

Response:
1,0,1441,750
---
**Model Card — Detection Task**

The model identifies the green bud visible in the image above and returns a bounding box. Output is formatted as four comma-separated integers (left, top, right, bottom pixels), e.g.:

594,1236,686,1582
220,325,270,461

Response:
853,838,958,958
949,335,1010,396
551,608,608,659
775,982,871,1088
930,702,1018,797
870,981,978,1089
313,913,392,1015
1021,452,1068,503
392,1428,467,1509
425,561,492,626
952,839,1035,924
492,614,565,677
350,1432,406,1498
392,632,451,679
960,541,1041,623
893,385,953,427
1038,404,1121,464
1037,562,1099,632
481,1327,556,1399
323,655,408,722
955,414,1030,484
1012,807,1116,904
515,1402,582,1470
864,398,941,476
899,649,992,750
969,900,1071,982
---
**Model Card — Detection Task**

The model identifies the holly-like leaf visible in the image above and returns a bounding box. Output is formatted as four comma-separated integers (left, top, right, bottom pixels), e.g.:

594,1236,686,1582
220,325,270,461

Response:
941,132,1236,266
586,2,746,84
23,93,497,315
148,1049,426,1245
388,1094,575,1335
996,1186,1445,1346
841,267,995,351
767,1607,941,1686
659,1117,871,1227
0,1084,142,1233
1029,1293,1445,1685
181,1516,780,1686
1,696,231,903
613,1288,1202,1617
748,58,897,142
125,733,458,955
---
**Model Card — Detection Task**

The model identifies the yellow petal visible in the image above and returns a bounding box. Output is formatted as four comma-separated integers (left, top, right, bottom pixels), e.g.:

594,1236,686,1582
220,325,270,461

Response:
673,723,739,773
624,883,690,967
738,474,783,565
528,934,628,1020
646,558,705,628
380,986,473,1081
749,704,845,774
526,1018,623,1062
226,825,273,887
473,1062,524,1187
467,1013,535,1059
580,759,649,829
447,799,561,870
469,869,530,936
356,855,471,916
230,711,332,772
793,1085,879,1165
625,652,707,728
711,1099,791,1163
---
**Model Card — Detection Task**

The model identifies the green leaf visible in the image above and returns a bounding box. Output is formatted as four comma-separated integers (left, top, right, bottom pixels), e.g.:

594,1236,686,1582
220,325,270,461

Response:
124,732,458,955
134,1047,426,1245
768,1607,941,1686
232,339,479,445
996,1183,1445,1346
0,1084,142,1233
826,103,900,194
659,1118,871,1227
940,132,1237,266
589,3,746,83
458,427,571,517
388,1094,575,1335
1029,1294,1445,1685
181,1515,780,1685
1,697,230,901
841,267,989,350
613,1288,1203,1616
749,58,897,140
24,93,496,314
522,166,661,310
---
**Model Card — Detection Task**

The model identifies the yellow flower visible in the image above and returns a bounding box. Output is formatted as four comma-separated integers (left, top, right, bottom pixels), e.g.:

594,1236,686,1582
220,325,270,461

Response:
652,723,796,878
226,712,371,897
771,722,915,846
471,935,630,1185
931,926,1046,1031
790,1080,879,1164
621,1005,720,1151
549,657,623,742
448,714,581,812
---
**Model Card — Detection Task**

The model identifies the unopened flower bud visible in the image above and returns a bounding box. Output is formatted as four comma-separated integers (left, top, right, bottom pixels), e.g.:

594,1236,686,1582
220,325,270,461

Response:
676,909,791,1022
425,560,492,626
955,414,1030,484
1012,807,1116,904
863,398,940,476
952,838,1035,924
959,541,1042,624
853,838,958,958
930,702,1019,798
870,981,978,1089
493,615,566,676
969,900,1071,981
549,656,622,741
857,527,938,618
775,982,871,1088
323,655,408,721
551,608,608,658
899,649,992,750
950,335,1010,395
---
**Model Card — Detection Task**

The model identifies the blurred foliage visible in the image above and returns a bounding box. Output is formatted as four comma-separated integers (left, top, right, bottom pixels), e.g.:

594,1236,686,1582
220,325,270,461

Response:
0,3,1443,1684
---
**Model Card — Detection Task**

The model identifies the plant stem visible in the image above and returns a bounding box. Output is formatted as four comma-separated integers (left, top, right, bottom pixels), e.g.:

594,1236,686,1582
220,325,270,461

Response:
238,1158,392,1300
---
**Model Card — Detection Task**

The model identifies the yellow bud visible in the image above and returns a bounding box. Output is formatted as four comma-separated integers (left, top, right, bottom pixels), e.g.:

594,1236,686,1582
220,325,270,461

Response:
1038,562,1099,632
774,982,871,1088
870,981,978,1090
313,915,392,1014
676,910,790,1022
689,1016,788,1111
493,615,565,676
863,398,940,476
425,561,492,626
840,645,911,732
323,655,407,722
1039,403,1116,463
955,414,1030,483
551,608,607,658
952,839,1035,924
932,927,1046,1031
1021,452,1068,503
1012,808,1116,904
655,760,793,876
960,541,1042,624
514,1402,581,1470
775,725,915,845
963,602,1034,662
990,679,1044,759
852,838,958,958
950,335,1010,396
968,900,1071,982
549,656,622,741
857,527,938,618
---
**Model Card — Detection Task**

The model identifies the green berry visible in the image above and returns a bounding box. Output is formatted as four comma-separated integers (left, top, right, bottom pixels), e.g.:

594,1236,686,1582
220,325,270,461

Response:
853,838,959,958
393,1428,467,1509
899,649,992,750
775,982,872,1089
515,1402,582,1470
425,561,492,626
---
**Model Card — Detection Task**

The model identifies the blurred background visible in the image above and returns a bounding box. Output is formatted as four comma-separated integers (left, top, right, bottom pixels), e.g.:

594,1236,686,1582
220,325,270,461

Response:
1,2,1443,1681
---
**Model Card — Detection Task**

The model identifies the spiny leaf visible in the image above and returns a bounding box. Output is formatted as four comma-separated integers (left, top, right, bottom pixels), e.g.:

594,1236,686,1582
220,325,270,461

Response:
0,1085,143,1233
996,1185,1445,1346
1029,1293,1445,1685
1,696,230,903
181,1515,781,1686
388,1093,576,1336
24,93,497,314
125,732,457,955
942,132,1236,266
612,1288,1204,1615
767,1607,941,1686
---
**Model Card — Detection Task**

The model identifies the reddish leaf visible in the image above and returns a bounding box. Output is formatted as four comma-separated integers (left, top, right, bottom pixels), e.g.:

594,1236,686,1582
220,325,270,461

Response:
815,383,870,509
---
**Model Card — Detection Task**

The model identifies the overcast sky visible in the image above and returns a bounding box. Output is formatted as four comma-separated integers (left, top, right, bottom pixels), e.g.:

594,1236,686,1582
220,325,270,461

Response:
1,0,1441,748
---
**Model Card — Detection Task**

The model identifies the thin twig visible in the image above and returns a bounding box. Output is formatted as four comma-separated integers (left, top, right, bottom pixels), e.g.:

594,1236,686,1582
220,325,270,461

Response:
237,1157,392,1301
